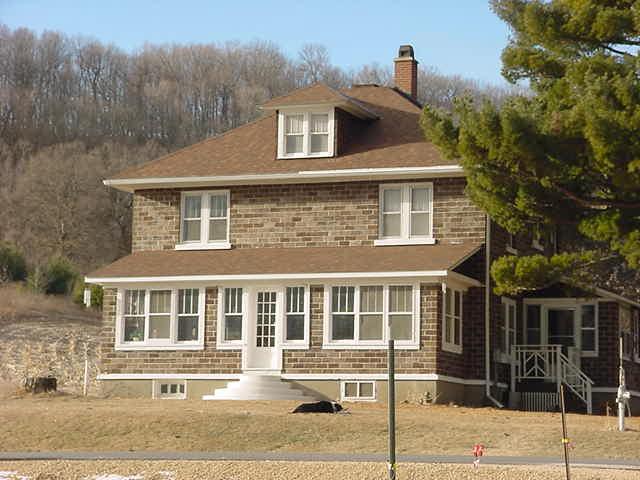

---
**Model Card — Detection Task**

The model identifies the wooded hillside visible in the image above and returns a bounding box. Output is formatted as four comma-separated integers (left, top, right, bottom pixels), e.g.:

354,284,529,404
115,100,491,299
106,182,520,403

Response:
0,25,515,273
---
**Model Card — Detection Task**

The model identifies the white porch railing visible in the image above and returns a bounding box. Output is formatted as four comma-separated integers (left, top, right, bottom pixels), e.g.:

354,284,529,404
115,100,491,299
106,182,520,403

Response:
511,344,594,414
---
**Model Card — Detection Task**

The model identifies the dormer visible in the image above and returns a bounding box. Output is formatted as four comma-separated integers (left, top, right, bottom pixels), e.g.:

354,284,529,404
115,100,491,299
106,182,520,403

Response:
260,83,379,159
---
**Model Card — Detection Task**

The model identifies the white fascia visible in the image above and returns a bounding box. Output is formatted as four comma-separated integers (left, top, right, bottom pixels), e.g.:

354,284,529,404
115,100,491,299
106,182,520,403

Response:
103,165,465,192
86,269,482,288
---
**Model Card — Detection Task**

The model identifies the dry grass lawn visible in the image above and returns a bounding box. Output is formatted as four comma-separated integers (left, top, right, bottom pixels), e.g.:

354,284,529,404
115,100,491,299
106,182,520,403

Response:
1,394,639,461
0,460,638,480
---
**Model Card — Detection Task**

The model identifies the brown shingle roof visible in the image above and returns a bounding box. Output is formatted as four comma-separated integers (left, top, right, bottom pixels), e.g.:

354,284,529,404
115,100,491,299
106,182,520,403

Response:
109,85,454,182
86,243,481,281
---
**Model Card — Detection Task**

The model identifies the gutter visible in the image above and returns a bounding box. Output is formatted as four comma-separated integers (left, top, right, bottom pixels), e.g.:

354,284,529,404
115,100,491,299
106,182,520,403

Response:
485,214,504,408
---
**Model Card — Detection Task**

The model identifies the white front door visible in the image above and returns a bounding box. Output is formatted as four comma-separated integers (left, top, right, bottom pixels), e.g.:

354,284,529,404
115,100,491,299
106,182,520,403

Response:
243,288,282,372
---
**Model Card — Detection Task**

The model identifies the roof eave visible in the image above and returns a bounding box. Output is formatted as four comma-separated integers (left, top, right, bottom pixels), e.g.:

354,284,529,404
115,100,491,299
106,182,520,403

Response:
103,165,466,193
260,101,379,120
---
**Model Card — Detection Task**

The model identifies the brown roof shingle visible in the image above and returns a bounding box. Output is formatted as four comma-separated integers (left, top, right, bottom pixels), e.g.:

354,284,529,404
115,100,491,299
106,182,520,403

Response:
109,85,454,182
87,243,481,281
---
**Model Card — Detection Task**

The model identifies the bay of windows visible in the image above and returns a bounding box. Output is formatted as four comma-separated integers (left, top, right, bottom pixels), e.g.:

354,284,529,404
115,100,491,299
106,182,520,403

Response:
178,190,230,249
325,284,417,347
119,288,203,348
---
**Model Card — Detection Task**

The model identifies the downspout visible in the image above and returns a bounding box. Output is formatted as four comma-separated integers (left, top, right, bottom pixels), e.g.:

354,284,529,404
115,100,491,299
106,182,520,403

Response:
485,214,504,408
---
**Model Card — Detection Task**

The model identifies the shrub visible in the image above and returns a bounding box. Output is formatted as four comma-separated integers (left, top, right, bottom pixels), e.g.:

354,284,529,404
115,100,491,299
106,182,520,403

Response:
0,243,27,283
73,280,103,308
43,257,77,295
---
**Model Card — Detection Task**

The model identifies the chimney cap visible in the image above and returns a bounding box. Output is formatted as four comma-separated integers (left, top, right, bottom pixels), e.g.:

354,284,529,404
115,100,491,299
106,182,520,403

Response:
397,45,415,59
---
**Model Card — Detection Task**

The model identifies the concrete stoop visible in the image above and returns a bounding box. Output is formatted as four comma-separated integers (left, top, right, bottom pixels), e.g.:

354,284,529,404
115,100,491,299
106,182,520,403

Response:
202,374,321,401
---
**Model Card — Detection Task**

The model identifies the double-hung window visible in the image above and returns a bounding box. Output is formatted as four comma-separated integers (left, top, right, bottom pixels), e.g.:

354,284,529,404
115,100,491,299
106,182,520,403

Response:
283,286,309,347
277,109,334,158
442,286,463,353
118,288,204,349
324,284,419,348
218,287,243,347
376,183,434,246
580,304,597,356
498,297,516,360
177,190,230,250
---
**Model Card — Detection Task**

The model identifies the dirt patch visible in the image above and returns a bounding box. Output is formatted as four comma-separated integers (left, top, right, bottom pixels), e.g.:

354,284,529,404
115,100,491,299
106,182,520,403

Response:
0,396,638,460
0,284,101,395
0,461,637,480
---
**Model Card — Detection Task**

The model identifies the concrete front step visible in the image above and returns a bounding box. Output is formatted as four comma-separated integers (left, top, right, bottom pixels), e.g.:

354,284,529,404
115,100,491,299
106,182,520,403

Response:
202,374,321,401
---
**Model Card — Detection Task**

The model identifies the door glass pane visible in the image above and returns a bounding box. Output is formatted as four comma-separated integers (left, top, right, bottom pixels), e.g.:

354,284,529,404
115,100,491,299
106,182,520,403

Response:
178,316,198,341
410,212,430,236
548,309,575,349
383,189,401,212
390,314,413,340
332,314,355,340
359,314,383,340
256,291,277,348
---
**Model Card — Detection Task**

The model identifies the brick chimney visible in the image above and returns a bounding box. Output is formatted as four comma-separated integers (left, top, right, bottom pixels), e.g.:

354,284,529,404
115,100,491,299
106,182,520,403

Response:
394,45,418,100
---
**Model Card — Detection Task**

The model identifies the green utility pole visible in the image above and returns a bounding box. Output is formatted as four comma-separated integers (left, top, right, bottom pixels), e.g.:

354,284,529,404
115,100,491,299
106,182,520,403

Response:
388,339,397,480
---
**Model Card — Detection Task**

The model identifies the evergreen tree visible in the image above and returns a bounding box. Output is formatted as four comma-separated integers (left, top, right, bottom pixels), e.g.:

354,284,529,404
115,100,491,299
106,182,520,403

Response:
422,0,640,295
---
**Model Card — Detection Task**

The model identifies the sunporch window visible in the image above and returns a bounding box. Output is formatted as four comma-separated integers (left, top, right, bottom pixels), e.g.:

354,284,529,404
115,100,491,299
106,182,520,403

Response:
324,284,419,348
118,288,204,350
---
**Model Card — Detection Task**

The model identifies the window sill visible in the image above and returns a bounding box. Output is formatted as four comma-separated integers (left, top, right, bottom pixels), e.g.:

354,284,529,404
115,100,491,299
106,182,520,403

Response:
322,343,419,350
175,242,232,251
115,343,204,351
505,246,518,255
278,152,333,160
374,238,436,247
442,343,463,355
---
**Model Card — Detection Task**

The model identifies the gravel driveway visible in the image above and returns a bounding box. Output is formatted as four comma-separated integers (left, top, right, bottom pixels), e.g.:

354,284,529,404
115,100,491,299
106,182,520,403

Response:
0,461,638,480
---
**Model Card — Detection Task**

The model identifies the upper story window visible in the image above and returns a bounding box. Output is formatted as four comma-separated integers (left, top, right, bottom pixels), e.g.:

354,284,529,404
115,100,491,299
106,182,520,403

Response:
375,183,434,246
277,109,335,159
176,190,230,250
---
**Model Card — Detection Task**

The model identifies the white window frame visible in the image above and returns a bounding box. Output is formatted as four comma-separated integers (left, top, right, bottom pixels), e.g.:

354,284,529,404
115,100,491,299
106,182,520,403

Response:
176,190,231,250
115,287,205,351
341,380,376,402
442,284,463,354
506,232,518,255
153,379,187,400
282,286,311,349
322,283,420,350
498,297,517,363
532,223,545,251
523,298,599,358
277,108,335,159
375,183,435,246
217,287,247,350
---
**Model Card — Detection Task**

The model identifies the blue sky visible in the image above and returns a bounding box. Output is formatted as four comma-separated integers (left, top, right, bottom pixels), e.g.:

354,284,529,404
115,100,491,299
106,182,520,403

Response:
0,0,512,85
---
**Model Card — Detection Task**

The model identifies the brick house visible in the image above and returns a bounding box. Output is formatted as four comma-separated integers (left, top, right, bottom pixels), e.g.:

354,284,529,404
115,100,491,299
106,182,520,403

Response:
87,46,640,412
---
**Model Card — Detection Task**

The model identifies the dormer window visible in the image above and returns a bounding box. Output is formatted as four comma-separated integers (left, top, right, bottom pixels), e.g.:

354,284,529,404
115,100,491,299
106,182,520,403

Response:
277,109,334,159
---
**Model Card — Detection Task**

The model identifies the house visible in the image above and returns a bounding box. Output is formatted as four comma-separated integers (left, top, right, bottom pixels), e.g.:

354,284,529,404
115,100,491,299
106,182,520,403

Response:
87,45,640,412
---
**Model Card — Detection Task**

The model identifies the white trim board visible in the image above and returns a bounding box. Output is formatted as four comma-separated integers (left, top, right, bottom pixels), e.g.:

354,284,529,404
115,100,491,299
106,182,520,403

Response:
103,165,465,192
86,270,482,287
98,372,493,386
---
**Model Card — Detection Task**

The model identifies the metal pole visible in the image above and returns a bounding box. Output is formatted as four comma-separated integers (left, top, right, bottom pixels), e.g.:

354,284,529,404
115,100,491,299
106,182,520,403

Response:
388,339,396,480
559,384,571,480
